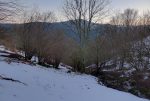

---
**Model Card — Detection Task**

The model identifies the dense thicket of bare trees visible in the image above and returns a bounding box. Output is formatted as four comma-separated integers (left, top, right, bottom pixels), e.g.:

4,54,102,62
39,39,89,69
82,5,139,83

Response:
88,31,113,74
109,9,139,68
0,0,150,73
84,8,150,73
14,6,150,73
104,9,150,71
15,9,66,68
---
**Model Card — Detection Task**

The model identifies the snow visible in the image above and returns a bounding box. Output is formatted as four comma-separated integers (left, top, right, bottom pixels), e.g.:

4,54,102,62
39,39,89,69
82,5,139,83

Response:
0,61,149,101
31,56,39,63
0,45,149,101
0,45,14,54
144,76,149,80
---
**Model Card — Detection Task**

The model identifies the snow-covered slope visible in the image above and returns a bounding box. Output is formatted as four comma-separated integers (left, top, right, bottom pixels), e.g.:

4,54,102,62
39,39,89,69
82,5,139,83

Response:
0,61,149,101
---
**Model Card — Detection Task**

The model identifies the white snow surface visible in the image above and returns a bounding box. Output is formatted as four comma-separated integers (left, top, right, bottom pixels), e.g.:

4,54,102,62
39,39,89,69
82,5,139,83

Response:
0,61,149,101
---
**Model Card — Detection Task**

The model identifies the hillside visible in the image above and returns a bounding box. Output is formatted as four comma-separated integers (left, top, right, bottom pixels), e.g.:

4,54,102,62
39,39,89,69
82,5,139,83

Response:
0,49,149,101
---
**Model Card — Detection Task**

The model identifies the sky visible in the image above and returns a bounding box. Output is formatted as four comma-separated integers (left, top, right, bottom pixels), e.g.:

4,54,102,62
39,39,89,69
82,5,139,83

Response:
21,0,150,21
111,0,150,12
23,0,150,11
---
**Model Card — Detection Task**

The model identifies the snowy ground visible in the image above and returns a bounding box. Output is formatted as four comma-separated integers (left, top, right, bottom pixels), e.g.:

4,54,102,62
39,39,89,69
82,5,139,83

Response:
0,61,149,101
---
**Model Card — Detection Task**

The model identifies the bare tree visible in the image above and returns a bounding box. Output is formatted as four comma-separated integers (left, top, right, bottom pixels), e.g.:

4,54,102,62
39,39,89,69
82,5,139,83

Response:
44,30,66,68
15,9,56,61
30,10,56,65
128,10,150,71
0,0,20,22
63,0,110,71
122,9,138,27
15,11,36,60
89,32,110,74
0,0,21,45
64,0,109,46
109,9,139,68
139,10,150,37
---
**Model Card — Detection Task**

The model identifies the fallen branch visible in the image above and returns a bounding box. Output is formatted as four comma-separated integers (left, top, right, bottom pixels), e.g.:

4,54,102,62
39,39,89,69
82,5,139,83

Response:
0,75,27,86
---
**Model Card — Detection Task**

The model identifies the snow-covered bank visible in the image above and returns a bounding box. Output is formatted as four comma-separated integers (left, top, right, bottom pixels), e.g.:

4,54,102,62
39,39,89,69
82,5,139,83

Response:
0,61,149,101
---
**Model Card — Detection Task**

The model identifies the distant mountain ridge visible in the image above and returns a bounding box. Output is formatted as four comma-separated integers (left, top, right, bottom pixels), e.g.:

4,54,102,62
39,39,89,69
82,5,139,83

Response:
0,21,109,39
